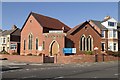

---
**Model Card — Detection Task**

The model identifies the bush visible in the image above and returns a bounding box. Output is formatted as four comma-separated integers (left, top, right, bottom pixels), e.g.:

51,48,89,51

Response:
27,53,32,56
0,51,9,54
84,51,93,55
107,51,120,57
37,53,42,56
12,52,19,55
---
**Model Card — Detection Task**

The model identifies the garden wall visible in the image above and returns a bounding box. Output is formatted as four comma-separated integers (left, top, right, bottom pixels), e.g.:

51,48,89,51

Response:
0,54,43,63
0,54,119,64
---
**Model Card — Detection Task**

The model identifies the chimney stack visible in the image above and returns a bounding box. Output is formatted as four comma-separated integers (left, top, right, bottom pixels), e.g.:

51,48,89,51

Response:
12,25,17,30
103,16,111,21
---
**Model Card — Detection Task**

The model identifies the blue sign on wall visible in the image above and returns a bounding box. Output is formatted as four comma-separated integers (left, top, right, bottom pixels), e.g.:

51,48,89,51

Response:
63,48,76,54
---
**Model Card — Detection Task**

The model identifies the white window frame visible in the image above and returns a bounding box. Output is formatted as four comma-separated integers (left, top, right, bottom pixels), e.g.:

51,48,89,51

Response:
113,30,117,38
108,22,115,27
108,31,113,38
10,43,17,50
3,37,6,44
108,43,112,51
113,43,117,51
101,31,105,38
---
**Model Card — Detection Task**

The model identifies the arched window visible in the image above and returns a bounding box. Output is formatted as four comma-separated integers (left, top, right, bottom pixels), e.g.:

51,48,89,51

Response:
80,37,83,50
89,37,92,51
36,38,38,50
24,40,26,50
87,36,93,51
28,34,33,50
80,35,86,51
43,41,45,50
86,38,89,51
83,37,86,51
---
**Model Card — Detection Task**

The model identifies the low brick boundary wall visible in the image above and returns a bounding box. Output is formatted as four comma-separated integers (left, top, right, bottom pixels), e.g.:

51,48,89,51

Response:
54,54,119,64
0,54,119,64
0,54,43,63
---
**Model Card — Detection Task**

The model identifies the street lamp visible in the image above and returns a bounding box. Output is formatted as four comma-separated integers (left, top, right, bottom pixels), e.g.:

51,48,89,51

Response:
94,47,98,62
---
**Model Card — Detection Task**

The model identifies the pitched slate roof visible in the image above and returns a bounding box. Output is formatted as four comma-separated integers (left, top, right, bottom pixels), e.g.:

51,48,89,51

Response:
2,30,14,36
90,20,107,30
21,12,71,32
67,21,101,36
0,29,2,32
67,22,85,35
2,28,20,36
0,29,2,36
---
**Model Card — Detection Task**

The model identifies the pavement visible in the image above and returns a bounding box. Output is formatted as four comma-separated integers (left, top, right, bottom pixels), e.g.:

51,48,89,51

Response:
0,60,119,79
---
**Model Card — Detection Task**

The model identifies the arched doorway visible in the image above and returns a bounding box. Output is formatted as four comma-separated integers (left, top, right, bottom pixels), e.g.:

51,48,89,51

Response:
49,40,59,56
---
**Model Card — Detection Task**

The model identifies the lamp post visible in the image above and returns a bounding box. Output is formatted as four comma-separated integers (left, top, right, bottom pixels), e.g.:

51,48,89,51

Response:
94,47,98,62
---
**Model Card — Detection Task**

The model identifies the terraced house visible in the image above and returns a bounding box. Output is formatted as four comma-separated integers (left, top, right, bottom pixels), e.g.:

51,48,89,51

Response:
89,16,120,52
0,25,21,54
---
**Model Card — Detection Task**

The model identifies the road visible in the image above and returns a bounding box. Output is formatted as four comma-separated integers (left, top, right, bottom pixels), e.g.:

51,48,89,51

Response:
1,61,119,80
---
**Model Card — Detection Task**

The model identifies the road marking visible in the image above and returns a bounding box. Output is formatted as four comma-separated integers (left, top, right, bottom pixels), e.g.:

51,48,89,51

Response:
9,70,15,72
26,69,29,71
114,74,118,76
54,76,63,79
1,72,3,73
18,69,22,71
30,64,43,65
33,68,37,70
93,77,97,78
73,71,76,72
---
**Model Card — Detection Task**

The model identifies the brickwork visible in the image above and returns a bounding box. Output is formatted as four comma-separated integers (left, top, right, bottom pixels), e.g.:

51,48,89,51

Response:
1,54,118,64
1,54,43,63
67,22,101,54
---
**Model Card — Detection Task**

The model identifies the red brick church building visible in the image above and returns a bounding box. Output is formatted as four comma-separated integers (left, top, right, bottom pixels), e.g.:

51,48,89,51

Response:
20,12,70,56
21,12,120,56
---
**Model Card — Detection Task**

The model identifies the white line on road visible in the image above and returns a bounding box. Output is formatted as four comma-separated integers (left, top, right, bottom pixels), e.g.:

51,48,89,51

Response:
26,69,29,71
54,76,64,79
114,74,118,76
93,77,97,78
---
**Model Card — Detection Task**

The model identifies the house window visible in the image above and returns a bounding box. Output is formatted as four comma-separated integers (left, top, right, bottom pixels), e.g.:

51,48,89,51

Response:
109,31,112,38
36,38,38,50
108,22,115,26
86,38,89,51
80,35,93,51
28,34,33,50
101,43,105,51
113,43,116,51
3,38,5,43
10,43,17,50
113,31,116,38
24,40,26,50
86,36,93,51
89,37,92,51
109,43,112,51
7,37,9,42
101,31,105,38
80,36,86,51
83,37,86,51
43,41,45,50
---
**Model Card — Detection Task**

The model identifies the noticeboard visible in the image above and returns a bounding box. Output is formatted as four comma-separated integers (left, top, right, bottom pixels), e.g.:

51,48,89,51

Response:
63,48,76,54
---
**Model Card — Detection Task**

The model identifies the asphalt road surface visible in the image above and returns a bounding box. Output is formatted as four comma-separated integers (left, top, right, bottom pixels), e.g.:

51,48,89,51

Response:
1,61,119,80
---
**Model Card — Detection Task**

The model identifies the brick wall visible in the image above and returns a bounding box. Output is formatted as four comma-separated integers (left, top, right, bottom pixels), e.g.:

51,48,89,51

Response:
0,54,118,64
67,23,101,54
54,54,118,64
1,54,43,63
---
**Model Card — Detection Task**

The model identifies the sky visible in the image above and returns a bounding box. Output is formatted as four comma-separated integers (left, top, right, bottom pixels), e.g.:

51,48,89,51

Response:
1,2,119,30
